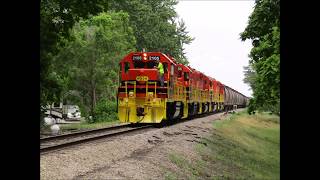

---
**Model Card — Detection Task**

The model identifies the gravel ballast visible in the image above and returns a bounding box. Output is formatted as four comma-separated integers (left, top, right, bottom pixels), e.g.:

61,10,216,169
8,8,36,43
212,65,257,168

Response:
41,110,241,179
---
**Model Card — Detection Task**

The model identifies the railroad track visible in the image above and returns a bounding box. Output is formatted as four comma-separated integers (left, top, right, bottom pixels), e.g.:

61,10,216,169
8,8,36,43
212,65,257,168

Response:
40,110,242,154
40,124,153,154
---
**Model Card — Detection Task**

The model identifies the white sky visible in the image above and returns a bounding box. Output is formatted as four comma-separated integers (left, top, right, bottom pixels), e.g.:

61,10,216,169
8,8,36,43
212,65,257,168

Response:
175,0,255,97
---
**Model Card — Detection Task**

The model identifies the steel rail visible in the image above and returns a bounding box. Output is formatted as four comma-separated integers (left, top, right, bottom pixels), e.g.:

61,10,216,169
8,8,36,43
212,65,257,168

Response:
40,123,131,143
40,124,152,154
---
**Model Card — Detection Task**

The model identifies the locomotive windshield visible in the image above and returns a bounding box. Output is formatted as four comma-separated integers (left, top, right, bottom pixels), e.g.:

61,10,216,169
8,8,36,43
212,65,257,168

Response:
133,60,160,69
133,61,145,68
146,61,157,68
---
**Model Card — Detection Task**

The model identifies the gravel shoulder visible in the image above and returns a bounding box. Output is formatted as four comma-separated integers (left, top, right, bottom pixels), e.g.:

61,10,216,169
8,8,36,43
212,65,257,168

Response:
41,110,243,180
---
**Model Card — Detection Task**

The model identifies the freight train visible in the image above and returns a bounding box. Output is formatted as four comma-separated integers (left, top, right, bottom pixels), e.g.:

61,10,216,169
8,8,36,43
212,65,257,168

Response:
117,52,249,124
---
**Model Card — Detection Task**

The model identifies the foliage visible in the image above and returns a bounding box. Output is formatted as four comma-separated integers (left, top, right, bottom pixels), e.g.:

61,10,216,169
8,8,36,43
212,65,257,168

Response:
240,0,280,115
93,99,118,122
53,12,136,120
109,0,194,64
247,98,256,115
40,0,108,122
41,0,194,125
243,65,256,89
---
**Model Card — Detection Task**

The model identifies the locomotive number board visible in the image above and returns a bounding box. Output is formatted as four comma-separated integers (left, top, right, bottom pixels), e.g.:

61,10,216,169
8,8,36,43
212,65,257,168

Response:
132,55,142,60
132,55,160,61
136,76,149,81
149,56,160,61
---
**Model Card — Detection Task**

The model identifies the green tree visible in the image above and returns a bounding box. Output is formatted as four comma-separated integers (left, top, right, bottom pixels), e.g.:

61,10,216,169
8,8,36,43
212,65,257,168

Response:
243,65,256,89
240,0,280,114
41,0,194,125
40,0,108,124
109,0,193,64
53,12,136,121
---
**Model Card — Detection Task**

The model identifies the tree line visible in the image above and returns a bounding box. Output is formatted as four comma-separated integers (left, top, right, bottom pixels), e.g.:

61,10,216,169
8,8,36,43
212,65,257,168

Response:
240,0,280,115
40,0,194,125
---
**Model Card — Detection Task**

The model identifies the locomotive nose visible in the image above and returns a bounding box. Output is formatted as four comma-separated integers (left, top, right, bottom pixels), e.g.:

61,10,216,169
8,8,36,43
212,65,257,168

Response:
134,69,158,82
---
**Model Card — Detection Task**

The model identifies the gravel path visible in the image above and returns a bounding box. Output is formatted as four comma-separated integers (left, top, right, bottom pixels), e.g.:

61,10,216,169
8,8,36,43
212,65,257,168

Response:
41,110,242,179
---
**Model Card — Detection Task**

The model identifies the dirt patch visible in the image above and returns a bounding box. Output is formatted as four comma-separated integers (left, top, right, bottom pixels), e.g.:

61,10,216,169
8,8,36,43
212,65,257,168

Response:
41,110,244,179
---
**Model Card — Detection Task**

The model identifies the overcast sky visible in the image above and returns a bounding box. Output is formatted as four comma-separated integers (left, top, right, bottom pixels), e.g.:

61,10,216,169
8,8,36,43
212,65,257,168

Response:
175,0,255,97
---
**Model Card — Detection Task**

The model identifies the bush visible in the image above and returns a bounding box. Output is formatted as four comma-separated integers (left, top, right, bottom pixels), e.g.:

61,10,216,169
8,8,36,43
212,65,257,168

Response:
247,98,279,116
93,99,118,122
247,99,256,115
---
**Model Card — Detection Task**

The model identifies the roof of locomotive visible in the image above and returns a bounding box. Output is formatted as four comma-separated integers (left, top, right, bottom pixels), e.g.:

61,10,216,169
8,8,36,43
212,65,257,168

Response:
119,52,178,65
202,73,210,80
178,63,193,72
186,66,218,84
190,67,201,76
208,76,216,83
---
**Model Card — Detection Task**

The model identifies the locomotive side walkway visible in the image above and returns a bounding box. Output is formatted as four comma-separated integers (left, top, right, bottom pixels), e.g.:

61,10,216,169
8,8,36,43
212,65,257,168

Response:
41,110,243,179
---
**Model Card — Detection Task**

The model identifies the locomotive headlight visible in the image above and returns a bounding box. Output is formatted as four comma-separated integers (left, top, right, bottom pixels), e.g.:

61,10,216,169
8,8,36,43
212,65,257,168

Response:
129,91,134,97
148,92,154,98
143,56,147,60
143,53,147,57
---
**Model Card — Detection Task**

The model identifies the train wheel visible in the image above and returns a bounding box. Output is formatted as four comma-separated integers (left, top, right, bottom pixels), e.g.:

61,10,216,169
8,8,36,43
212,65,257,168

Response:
154,119,168,128
128,123,136,127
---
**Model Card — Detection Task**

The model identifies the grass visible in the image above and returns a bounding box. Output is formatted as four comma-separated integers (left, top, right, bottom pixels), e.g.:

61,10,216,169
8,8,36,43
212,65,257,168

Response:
59,120,121,132
165,110,280,180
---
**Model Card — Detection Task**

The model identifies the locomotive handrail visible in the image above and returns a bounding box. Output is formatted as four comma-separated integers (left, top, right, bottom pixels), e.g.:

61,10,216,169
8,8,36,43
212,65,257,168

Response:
124,81,137,98
171,80,185,101
124,81,160,99
145,81,157,99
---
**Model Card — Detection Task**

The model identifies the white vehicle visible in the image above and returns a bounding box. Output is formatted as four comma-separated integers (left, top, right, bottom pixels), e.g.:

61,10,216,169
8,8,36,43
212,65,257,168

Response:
44,103,81,122
63,105,81,121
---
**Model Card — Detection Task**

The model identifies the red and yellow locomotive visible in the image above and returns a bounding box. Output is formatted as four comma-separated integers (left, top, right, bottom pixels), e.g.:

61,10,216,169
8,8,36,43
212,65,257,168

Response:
117,52,248,124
